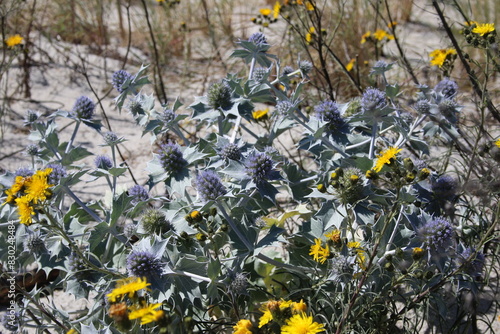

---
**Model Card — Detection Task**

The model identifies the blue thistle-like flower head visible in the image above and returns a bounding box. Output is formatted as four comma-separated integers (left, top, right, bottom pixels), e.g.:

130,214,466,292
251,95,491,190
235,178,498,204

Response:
15,167,34,178
207,81,232,110
252,67,268,82
95,155,113,170
68,252,92,280
276,100,294,115
72,96,96,120
158,143,187,174
128,185,149,204
46,163,67,185
24,109,40,125
314,100,345,131
140,209,173,235
219,142,242,161
228,272,248,296
361,87,387,111
123,223,137,238
434,78,458,99
23,230,46,256
245,151,274,184
299,60,313,75
248,32,268,46
414,99,431,114
112,69,133,93
282,66,294,77
195,170,227,202
127,250,163,278
457,247,485,278
159,108,175,124
431,174,458,199
25,144,40,156
438,98,459,124
103,131,120,145
419,217,454,250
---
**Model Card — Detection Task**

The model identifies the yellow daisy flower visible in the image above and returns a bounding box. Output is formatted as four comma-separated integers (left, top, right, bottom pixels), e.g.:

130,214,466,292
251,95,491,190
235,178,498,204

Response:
252,108,269,120
305,26,316,43
373,29,388,41
373,146,402,172
388,21,398,29
281,313,325,334
324,229,341,243
309,238,330,264
15,196,35,226
24,168,53,204
128,302,162,321
273,1,281,19
429,48,456,68
106,277,151,302
258,308,273,328
293,299,307,313
305,1,315,10
233,319,253,334
360,31,371,44
5,176,29,204
139,309,164,325
472,23,495,36
5,34,23,48
346,58,355,72
260,8,272,16
495,138,500,148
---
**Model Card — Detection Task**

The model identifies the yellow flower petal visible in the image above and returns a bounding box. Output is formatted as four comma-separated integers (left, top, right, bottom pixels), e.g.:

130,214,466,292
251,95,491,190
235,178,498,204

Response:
472,23,495,36
260,8,272,16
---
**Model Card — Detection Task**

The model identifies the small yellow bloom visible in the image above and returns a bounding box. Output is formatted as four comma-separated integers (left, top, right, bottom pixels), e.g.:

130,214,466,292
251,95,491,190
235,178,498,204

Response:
412,247,425,260
324,229,341,243
66,329,77,334
373,146,402,172
128,302,162,320
5,34,23,48
472,23,495,36
252,108,269,120
347,241,361,249
140,309,164,325
373,29,389,41
360,31,371,44
309,238,330,264
495,138,500,148
24,168,53,204
15,196,34,226
429,48,456,68
260,8,272,16
305,1,315,10
258,309,273,328
346,58,355,72
281,313,325,334
387,21,398,29
5,176,29,204
293,299,307,313
273,1,281,19
190,210,202,221
106,277,151,303
305,26,316,43
233,319,253,334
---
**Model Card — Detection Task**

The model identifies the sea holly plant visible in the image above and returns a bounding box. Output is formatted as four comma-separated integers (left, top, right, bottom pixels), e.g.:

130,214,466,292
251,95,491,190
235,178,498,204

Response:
0,24,499,334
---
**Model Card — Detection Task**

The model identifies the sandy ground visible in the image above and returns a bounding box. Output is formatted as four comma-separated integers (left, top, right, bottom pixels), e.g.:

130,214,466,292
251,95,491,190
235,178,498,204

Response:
0,0,499,332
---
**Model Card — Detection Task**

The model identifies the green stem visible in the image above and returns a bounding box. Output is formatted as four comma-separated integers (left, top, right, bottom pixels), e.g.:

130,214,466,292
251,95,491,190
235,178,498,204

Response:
65,120,80,154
